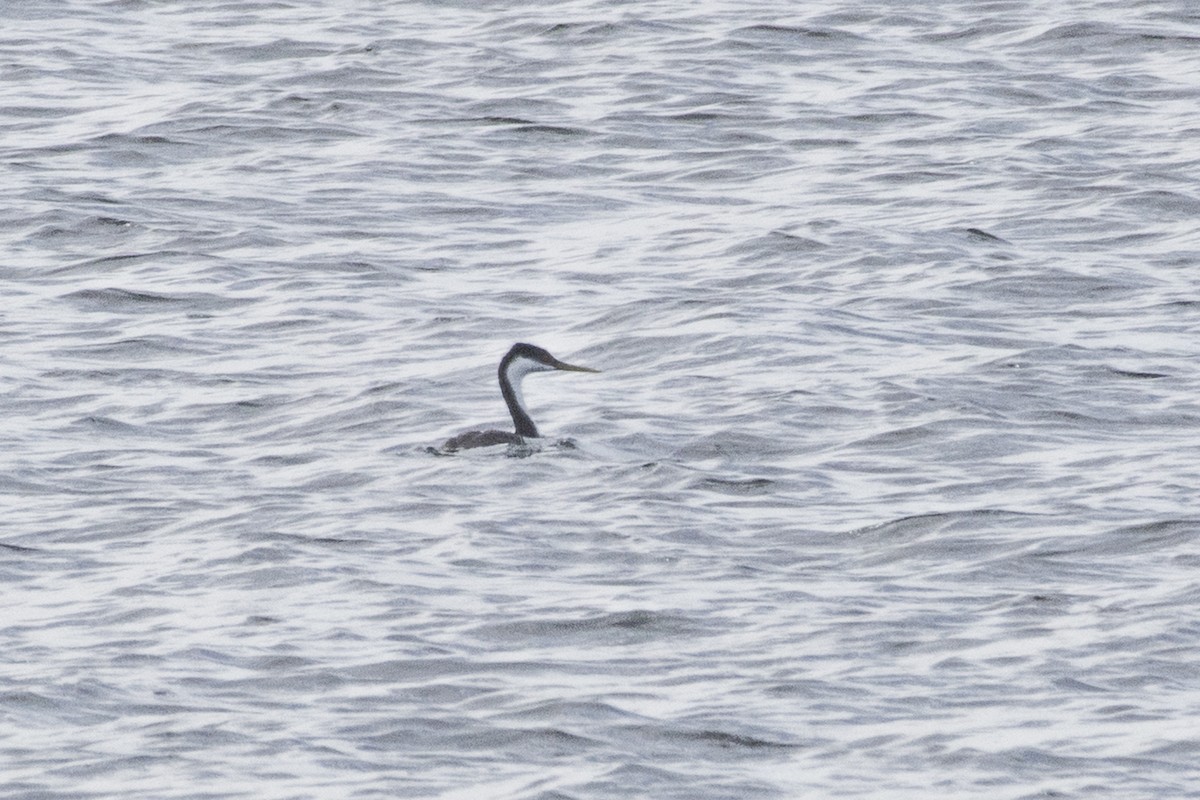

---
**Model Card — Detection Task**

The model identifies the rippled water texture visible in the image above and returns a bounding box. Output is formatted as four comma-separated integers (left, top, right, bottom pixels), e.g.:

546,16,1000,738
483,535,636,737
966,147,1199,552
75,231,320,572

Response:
4,2,1200,798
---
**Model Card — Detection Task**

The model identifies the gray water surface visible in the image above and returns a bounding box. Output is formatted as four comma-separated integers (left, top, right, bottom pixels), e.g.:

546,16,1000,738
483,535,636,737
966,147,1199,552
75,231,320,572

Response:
4,2,1200,798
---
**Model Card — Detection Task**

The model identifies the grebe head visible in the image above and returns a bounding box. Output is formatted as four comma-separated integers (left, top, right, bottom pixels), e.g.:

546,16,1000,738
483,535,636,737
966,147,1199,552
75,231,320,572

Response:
502,343,600,378
499,343,599,438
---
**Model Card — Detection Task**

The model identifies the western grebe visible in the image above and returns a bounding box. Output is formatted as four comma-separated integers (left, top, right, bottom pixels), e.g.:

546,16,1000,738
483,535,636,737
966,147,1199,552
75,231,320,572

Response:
442,343,599,451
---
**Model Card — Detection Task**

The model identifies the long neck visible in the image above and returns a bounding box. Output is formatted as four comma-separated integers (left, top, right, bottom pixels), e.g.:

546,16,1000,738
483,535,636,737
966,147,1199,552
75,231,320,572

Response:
499,362,539,438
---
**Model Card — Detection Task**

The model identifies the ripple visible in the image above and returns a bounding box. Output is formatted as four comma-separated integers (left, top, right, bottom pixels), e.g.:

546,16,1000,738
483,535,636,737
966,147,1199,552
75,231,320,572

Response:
4,2,1200,799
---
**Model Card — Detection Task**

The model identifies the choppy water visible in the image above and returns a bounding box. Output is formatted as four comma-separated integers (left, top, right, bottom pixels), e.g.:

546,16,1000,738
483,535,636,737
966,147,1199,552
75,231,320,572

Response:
4,1,1200,798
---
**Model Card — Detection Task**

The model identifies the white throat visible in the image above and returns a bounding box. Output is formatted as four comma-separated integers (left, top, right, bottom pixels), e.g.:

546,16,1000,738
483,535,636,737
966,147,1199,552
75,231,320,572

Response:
504,355,553,419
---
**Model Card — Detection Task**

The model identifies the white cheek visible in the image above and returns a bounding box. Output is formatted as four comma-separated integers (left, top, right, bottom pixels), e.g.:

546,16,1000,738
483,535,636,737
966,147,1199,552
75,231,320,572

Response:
505,356,552,417
507,356,552,382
